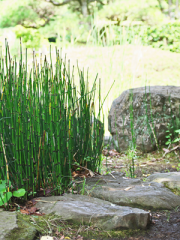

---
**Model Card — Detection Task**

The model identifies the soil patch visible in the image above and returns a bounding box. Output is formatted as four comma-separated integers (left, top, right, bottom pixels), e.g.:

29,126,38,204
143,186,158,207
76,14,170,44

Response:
106,208,180,240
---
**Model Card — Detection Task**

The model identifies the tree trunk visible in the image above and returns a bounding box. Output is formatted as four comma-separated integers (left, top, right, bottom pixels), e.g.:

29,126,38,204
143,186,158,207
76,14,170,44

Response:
157,0,164,12
169,0,172,19
176,0,179,18
81,0,88,16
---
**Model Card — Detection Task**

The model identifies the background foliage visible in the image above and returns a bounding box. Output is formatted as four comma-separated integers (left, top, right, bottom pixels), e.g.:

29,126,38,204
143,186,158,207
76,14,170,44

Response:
1,0,180,51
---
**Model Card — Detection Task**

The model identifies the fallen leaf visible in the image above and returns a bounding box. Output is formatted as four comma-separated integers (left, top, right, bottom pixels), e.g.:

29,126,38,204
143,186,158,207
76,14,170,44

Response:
28,206,38,214
109,149,120,156
72,171,78,177
20,209,29,215
146,162,156,165
89,170,95,177
124,186,134,191
33,212,45,216
107,187,118,191
102,186,121,191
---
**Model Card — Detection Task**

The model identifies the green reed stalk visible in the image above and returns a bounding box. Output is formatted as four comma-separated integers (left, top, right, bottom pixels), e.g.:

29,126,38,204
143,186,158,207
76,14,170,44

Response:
0,40,105,197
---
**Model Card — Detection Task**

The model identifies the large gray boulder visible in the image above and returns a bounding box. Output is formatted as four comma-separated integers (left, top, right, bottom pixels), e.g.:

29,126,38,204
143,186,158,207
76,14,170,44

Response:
108,86,180,152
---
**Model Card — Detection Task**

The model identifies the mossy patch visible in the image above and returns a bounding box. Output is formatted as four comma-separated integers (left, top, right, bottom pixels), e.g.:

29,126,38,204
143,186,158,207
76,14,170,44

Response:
163,183,180,196
15,212,149,240
4,213,38,240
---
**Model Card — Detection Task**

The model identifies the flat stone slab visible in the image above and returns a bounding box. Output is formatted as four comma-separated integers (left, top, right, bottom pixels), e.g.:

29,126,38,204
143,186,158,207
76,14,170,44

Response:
79,172,180,210
145,172,180,191
0,209,38,240
0,209,18,240
35,194,150,230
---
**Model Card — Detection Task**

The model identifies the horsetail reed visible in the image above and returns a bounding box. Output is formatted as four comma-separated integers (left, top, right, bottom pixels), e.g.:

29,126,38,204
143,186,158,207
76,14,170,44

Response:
0,39,104,197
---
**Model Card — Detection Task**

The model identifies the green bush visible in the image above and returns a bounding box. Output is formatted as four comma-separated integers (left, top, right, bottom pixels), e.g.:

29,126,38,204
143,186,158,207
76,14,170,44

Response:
0,41,104,197
14,25,41,49
141,21,180,53
0,0,37,28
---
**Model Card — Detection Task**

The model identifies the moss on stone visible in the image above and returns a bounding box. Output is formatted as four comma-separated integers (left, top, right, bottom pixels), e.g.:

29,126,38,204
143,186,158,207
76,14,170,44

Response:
4,213,38,240
14,212,148,240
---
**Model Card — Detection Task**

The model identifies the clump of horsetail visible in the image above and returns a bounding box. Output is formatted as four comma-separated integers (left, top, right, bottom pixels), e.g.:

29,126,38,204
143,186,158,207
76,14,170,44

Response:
0,39,104,197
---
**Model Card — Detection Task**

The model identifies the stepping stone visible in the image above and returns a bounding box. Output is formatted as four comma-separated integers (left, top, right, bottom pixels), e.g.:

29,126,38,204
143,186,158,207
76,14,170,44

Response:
0,209,17,240
145,172,180,192
79,172,180,210
35,194,150,230
0,209,38,240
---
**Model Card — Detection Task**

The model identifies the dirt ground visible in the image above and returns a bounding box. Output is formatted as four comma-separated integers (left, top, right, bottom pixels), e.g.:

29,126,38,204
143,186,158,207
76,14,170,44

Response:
105,208,180,240
103,207,180,240
99,147,180,240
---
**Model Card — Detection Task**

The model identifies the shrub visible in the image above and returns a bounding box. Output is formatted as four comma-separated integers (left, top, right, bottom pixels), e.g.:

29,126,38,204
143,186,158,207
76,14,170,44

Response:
141,21,180,53
0,41,105,197
14,25,41,49
0,0,37,28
